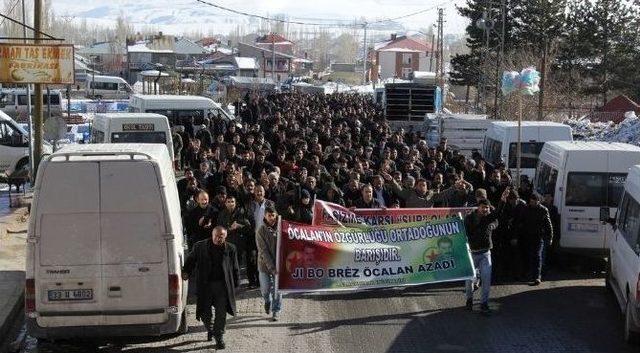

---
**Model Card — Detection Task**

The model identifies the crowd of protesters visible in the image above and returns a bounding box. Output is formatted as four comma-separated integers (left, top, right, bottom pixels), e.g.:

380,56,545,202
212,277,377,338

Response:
175,92,557,317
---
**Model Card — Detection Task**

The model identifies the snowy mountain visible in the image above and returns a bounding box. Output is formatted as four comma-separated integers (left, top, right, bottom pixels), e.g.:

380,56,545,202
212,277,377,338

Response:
51,0,468,36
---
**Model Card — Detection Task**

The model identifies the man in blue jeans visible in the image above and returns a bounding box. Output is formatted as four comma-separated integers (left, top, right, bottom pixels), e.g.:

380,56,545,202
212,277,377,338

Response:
256,206,283,321
464,189,508,314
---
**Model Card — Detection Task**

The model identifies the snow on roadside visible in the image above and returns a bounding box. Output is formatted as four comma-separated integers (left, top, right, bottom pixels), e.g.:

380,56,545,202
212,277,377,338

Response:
564,111,640,146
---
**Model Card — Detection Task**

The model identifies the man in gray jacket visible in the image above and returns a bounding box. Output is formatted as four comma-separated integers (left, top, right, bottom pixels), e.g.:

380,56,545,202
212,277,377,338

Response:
256,206,282,321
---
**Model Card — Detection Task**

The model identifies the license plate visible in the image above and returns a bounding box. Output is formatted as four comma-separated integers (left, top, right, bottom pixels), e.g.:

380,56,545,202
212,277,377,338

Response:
568,223,599,233
48,289,93,301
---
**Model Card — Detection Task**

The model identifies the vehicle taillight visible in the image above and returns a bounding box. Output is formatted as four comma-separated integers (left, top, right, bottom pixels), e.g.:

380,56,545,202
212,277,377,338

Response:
25,278,35,313
169,274,180,307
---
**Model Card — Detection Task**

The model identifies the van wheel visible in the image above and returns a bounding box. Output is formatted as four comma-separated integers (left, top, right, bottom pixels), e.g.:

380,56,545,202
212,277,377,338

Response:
178,308,188,334
624,298,640,344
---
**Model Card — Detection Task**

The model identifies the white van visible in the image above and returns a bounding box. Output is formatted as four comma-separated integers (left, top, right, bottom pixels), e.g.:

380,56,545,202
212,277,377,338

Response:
25,144,187,338
86,75,133,100
0,89,63,120
483,121,573,179
91,113,174,161
0,111,52,175
606,164,640,344
535,141,640,255
128,94,236,127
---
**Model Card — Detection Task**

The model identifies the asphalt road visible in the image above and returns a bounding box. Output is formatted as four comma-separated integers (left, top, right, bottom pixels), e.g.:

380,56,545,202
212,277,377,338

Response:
8,269,637,353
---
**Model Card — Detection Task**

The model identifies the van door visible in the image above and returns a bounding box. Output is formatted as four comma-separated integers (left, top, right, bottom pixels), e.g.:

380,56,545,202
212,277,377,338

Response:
36,162,103,320
99,161,168,316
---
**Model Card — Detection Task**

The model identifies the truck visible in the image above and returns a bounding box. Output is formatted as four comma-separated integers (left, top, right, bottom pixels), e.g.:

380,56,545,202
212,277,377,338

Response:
382,72,442,133
425,113,491,157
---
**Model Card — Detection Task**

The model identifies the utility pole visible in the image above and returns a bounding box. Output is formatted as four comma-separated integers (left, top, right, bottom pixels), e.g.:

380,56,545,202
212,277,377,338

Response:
362,23,368,84
22,0,34,175
436,9,445,95
493,0,506,119
429,32,435,72
33,0,44,181
272,33,276,82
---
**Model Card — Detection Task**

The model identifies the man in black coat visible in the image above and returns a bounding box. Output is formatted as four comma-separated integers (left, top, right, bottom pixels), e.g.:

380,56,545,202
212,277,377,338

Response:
183,226,239,349
519,193,554,286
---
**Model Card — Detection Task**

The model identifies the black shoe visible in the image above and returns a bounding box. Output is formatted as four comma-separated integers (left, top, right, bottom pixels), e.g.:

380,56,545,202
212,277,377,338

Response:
465,298,473,311
480,303,491,315
529,279,541,286
215,336,226,349
207,330,213,342
264,301,271,314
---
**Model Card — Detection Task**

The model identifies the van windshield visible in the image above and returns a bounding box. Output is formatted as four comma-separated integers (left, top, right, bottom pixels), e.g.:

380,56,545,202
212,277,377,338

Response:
565,172,627,208
146,109,204,125
111,132,166,144
18,94,60,105
508,142,545,169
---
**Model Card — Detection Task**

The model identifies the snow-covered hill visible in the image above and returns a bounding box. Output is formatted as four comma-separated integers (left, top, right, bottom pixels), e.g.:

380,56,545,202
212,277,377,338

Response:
51,0,468,35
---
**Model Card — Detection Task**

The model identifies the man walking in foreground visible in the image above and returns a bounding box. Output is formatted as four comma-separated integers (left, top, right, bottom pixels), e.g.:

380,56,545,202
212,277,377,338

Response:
464,189,508,314
183,226,239,349
256,206,283,321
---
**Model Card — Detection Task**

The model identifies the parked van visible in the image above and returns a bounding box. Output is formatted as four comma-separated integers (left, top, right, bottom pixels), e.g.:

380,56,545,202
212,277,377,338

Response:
26,144,187,338
128,94,236,127
91,113,174,161
483,121,573,179
86,75,133,99
0,89,63,120
605,164,640,344
535,141,640,255
0,111,52,175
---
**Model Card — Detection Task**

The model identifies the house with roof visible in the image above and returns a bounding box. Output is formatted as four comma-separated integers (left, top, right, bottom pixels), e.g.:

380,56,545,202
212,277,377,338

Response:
238,42,297,82
587,95,640,123
76,41,127,76
255,33,295,56
372,34,432,81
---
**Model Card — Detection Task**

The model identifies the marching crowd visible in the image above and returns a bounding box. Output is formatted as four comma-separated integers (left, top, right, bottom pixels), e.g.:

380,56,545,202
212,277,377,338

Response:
175,92,557,347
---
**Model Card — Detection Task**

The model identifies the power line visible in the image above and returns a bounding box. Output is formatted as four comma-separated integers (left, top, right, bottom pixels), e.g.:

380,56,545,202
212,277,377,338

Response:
194,0,354,27
195,0,450,28
0,0,22,27
367,2,450,25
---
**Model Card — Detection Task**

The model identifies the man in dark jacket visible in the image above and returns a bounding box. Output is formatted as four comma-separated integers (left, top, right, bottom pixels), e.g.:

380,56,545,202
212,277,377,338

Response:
352,184,382,209
184,190,216,250
183,226,239,349
520,193,554,286
464,189,508,314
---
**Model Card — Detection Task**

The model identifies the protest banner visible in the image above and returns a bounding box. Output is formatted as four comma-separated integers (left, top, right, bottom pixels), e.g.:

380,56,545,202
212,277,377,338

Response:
312,199,475,227
276,218,475,292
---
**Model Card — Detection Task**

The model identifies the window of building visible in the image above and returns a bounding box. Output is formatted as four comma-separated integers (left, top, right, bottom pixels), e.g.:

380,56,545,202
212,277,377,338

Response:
403,53,412,65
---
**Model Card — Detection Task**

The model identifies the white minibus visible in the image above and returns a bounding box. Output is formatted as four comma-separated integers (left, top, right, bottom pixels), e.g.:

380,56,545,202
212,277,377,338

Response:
128,94,236,127
605,164,640,344
91,113,174,161
26,144,187,338
483,121,573,179
0,89,63,120
535,141,640,255
86,75,133,99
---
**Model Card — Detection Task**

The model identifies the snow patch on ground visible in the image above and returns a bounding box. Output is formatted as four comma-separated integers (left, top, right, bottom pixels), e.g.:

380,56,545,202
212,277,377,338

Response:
565,111,640,145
